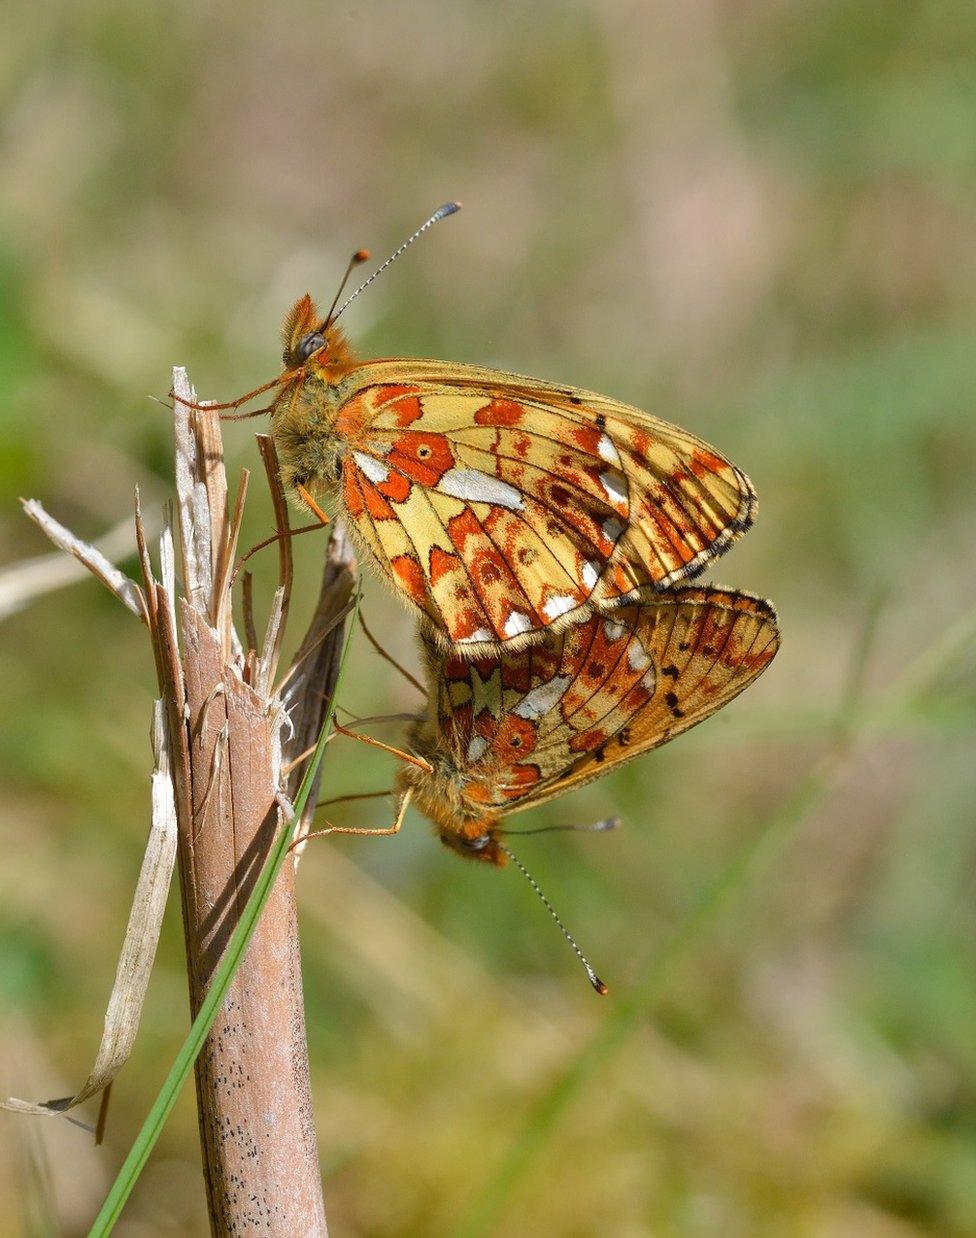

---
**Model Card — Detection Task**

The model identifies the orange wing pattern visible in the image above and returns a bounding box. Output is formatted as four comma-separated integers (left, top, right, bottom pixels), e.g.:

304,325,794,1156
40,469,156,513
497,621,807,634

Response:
274,351,755,651
586,417,755,608
416,586,779,817
336,381,627,646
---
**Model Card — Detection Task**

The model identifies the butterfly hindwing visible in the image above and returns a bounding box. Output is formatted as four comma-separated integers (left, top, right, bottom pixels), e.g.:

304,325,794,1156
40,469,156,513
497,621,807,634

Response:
588,417,755,604
524,586,779,811
423,586,779,817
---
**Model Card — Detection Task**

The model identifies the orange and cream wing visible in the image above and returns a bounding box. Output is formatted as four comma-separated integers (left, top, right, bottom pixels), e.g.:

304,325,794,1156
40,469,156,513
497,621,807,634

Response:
518,587,779,811
336,377,626,648
332,360,755,649
425,586,779,815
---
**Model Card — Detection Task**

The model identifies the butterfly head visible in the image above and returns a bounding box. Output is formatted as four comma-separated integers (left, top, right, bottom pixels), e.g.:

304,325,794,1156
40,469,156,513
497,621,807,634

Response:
438,819,506,866
280,294,356,375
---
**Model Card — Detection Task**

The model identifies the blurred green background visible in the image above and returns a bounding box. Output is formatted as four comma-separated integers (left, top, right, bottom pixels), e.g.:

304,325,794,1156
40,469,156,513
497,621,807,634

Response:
2,1,976,1234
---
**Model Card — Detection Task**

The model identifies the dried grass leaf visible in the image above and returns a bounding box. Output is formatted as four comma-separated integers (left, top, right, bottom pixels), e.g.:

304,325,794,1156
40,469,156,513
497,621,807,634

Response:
172,366,211,610
1,702,178,1117
255,585,285,697
18,501,147,621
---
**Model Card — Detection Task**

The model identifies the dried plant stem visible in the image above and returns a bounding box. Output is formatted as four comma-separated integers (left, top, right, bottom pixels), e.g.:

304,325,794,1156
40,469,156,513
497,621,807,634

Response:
178,606,327,1233
161,370,353,1235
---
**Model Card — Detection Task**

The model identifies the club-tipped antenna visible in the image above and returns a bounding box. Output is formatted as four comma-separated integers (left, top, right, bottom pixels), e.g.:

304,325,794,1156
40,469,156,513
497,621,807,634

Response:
320,248,371,331
499,843,608,996
331,201,462,323
502,816,620,838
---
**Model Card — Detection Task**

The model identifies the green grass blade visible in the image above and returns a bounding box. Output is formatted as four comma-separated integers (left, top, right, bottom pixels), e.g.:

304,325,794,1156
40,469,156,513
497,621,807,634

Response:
87,590,360,1237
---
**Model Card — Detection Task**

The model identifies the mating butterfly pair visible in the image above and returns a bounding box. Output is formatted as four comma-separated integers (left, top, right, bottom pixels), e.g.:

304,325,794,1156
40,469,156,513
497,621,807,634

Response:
217,207,778,899
269,310,777,864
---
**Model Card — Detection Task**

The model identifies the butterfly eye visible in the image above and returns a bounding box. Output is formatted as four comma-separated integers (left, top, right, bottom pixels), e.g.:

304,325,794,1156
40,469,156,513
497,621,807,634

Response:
460,834,491,852
297,331,326,361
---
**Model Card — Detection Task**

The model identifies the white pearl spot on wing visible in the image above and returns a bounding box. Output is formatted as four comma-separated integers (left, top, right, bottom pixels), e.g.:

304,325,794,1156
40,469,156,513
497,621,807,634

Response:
602,516,624,543
514,676,571,719
599,469,627,510
503,611,533,638
542,594,577,620
458,627,494,644
627,640,652,672
597,433,621,466
353,451,390,485
438,468,524,510
467,734,489,761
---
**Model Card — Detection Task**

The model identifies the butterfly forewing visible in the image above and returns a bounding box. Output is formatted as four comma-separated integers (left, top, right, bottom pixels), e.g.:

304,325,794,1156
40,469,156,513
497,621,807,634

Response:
320,358,756,650
337,379,627,646
424,586,779,817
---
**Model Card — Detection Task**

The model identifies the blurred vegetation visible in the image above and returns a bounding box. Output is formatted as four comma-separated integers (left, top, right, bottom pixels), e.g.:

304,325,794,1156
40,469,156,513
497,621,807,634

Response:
2,1,975,1234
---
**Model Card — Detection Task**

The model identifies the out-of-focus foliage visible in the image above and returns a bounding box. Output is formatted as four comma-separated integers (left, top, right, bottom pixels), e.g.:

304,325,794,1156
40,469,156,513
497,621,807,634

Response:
2,2,975,1234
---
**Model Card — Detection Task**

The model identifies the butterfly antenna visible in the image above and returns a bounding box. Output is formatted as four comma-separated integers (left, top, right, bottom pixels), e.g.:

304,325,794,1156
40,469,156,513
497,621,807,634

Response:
499,843,608,996
332,201,462,322
502,816,620,838
320,248,371,331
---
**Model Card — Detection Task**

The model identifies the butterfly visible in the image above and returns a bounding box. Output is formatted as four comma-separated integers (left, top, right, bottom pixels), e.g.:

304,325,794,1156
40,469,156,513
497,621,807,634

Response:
396,585,779,865
222,206,756,655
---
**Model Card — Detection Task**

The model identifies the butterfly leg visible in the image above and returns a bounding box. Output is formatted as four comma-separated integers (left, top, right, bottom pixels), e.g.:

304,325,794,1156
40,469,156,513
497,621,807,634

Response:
316,789,393,810
357,609,426,695
230,520,326,590
332,722,432,772
293,787,413,849
217,403,281,423
296,484,331,526
168,367,303,412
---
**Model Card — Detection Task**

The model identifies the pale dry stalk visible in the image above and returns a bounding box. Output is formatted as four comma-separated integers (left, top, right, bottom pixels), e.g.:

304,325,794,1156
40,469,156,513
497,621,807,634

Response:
160,369,354,1234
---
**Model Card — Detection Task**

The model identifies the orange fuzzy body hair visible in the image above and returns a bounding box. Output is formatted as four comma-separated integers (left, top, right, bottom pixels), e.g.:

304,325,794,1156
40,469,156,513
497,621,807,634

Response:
397,721,507,866
279,294,356,373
